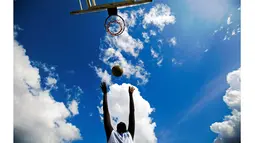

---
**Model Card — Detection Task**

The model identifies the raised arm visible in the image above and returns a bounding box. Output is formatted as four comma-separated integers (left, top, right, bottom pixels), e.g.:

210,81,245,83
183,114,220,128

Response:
101,82,113,141
128,86,135,139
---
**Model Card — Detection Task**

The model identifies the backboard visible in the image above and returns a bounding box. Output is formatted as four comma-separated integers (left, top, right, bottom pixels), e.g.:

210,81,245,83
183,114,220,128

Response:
70,0,152,15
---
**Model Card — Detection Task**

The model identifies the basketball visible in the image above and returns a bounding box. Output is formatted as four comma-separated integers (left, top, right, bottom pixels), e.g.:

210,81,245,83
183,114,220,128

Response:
112,65,123,77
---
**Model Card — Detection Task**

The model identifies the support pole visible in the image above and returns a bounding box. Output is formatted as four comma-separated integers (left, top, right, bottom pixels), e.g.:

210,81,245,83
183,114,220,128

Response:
78,0,83,10
92,0,96,6
86,0,92,8
107,7,118,16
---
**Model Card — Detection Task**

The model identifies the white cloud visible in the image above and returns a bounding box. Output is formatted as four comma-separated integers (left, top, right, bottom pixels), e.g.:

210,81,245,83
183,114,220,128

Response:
68,100,79,116
99,8,176,85
64,85,84,101
32,61,58,79
221,25,238,41
210,68,240,143
168,37,177,46
157,39,164,45
172,58,177,64
142,32,150,43
150,47,163,67
97,83,157,143
171,58,182,65
150,30,157,36
46,77,57,85
213,9,240,42
104,29,144,57
232,30,236,36
213,30,218,35
32,61,55,72
237,27,240,33
103,10,145,58
101,48,150,85
14,25,23,38
157,57,163,67
223,35,227,41
119,9,144,28
227,15,232,25
14,40,82,143
94,67,112,85
143,4,176,31
45,77,58,89
150,47,159,59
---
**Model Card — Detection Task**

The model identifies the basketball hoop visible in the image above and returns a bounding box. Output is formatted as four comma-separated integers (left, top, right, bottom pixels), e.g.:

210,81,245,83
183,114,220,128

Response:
104,7,125,36
70,0,153,36
105,15,125,36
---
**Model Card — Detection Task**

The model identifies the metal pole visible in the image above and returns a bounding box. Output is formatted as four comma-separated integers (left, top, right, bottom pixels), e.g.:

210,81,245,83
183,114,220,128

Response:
86,0,92,8
92,0,96,6
78,0,83,10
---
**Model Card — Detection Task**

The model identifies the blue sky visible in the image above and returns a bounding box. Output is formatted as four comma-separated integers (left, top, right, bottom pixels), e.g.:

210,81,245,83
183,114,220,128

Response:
14,0,240,142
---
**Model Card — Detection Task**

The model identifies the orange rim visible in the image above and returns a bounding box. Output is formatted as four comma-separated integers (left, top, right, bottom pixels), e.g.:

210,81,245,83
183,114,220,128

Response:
104,15,125,36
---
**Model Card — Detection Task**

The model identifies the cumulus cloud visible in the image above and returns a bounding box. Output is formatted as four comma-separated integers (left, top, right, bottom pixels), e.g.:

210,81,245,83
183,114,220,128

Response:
104,29,144,57
142,32,150,43
168,37,177,46
210,68,241,143
150,30,157,36
14,40,82,143
99,6,183,84
101,48,149,85
104,10,146,58
97,83,157,143
143,4,176,31
68,100,79,116
96,6,178,84
46,77,57,86
45,77,58,90
119,8,144,28
94,67,112,85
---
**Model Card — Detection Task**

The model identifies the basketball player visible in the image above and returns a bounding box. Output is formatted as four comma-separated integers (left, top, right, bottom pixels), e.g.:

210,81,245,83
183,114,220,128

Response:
100,82,135,143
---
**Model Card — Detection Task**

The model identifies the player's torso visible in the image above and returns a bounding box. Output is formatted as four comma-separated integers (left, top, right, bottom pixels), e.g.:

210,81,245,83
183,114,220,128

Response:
108,130,133,143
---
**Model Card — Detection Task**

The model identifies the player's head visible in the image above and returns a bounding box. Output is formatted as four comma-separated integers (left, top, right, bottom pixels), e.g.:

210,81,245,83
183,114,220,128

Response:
117,122,127,134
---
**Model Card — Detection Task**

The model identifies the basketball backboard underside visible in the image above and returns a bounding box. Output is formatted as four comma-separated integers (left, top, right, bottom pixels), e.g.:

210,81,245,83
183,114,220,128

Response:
70,0,152,15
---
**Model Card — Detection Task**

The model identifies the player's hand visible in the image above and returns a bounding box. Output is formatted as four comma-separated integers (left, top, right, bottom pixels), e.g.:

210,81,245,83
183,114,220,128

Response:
100,82,107,94
129,86,135,95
